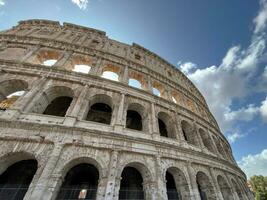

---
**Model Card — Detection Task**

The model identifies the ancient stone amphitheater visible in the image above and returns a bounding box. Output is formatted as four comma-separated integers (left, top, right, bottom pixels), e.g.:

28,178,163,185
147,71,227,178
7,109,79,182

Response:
0,19,253,200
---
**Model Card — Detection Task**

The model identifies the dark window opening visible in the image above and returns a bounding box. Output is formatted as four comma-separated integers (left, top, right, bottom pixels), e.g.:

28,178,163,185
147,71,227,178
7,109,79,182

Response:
158,118,168,137
126,110,142,131
86,103,112,125
196,180,207,200
43,96,73,117
56,164,99,200
135,54,141,60
182,128,188,141
166,172,180,200
119,167,144,200
0,159,38,200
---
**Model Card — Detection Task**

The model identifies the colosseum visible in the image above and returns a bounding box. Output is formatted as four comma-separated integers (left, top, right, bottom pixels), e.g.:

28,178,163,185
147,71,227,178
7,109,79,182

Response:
0,19,253,200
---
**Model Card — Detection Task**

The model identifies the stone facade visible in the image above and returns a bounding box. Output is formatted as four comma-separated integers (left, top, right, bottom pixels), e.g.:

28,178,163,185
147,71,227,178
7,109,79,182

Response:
0,19,253,200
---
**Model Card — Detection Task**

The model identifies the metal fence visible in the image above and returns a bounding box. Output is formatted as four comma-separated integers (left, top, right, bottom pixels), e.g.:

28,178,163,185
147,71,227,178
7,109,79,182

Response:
56,188,97,200
118,189,145,200
0,185,29,200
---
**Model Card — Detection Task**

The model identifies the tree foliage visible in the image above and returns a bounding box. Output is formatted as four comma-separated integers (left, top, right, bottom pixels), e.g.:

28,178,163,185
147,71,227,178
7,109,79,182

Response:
249,175,267,200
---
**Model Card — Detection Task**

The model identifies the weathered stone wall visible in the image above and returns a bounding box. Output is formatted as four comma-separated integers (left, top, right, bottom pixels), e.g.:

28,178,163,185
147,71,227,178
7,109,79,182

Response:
0,19,254,200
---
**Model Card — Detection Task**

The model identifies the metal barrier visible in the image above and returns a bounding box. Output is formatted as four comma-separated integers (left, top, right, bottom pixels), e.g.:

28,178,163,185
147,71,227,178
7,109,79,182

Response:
56,188,97,200
119,189,145,200
0,185,29,200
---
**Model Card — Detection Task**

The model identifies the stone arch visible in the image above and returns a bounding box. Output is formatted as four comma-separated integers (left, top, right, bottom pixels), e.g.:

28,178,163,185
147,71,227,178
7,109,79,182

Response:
0,79,28,110
217,175,234,200
86,93,113,124
128,70,148,90
30,85,74,117
196,171,216,200
199,128,216,153
181,120,199,146
231,178,244,200
118,161,154,200
55,157,103,200
65,54,92,73
158,112,176,138
152,80,165,97
101,64,121,81
126,102,148,132
165,167,190,200
29,49,62,66
0,152,38,200
212,135,226,158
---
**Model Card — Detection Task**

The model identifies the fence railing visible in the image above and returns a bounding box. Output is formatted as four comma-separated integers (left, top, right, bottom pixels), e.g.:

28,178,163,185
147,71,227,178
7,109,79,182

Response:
56,188,97,200
0,186,29,200
119,189,145,200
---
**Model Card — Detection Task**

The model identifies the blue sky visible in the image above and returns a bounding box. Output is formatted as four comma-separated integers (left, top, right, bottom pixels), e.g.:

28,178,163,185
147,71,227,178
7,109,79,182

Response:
1,0,267,178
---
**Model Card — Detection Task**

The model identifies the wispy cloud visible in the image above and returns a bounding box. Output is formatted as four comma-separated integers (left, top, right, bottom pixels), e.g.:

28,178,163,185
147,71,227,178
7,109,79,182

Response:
238,149,267,178
178,0,267,141
71,0,89,10
0,0,5,7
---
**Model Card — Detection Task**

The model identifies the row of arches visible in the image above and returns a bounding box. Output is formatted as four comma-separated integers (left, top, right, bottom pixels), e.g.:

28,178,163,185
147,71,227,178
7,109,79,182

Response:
0,79,232,160
0,47,198,103
0,157,248,200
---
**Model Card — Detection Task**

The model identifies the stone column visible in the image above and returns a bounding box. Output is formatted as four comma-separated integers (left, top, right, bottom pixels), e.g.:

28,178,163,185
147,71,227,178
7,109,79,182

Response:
209,168,224,200
174,114,185,142
113,93,125,131
150,102,159,136
28,143,64,200
0,77,48,120
154,156,168,200
64,84,89,126
120,65,129,84
54,50,73,69
143,181,157,200
90,57,104,76
193,122,205,149
104,150,119,200
186,163,201,200
146,75,153,94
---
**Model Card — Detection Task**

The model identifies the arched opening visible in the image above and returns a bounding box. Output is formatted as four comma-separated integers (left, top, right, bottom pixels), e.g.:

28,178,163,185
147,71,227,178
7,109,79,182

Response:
126,110,142,131
102,71,119,81
158,112,175,138
231,179,243,200
56,163,99,200
30,86,74,116
43,96,73,117
73,64,91,74
152,87,161,97
128,79,142,89
86,103,112,125
166,168,190,200
128,71,147,90
158,118,168,137
196,172,216,200
217,175,234,200
181,120,199,146
0,80,28,111
166,171,180,200
212,136,226,158
29,50,61,67
0,159,38,200
119,167,144,200
199,128,215,153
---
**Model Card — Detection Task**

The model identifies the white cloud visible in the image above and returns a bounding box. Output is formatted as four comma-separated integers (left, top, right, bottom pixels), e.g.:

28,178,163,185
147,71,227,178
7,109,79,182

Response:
224,104,260,122
177,0,267,136
0,0,5,7
254,0,267,34
227,132,246,143
179,62,197,74
71,0,89,10
260,97,267,121
238,149,267,178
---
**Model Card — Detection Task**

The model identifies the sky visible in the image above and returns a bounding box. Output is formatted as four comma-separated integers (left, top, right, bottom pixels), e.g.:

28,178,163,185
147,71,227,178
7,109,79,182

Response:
0,0,267,178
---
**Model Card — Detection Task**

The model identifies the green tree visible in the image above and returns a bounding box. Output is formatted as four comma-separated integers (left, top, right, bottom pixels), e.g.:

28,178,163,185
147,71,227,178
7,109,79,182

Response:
249,175,267,200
